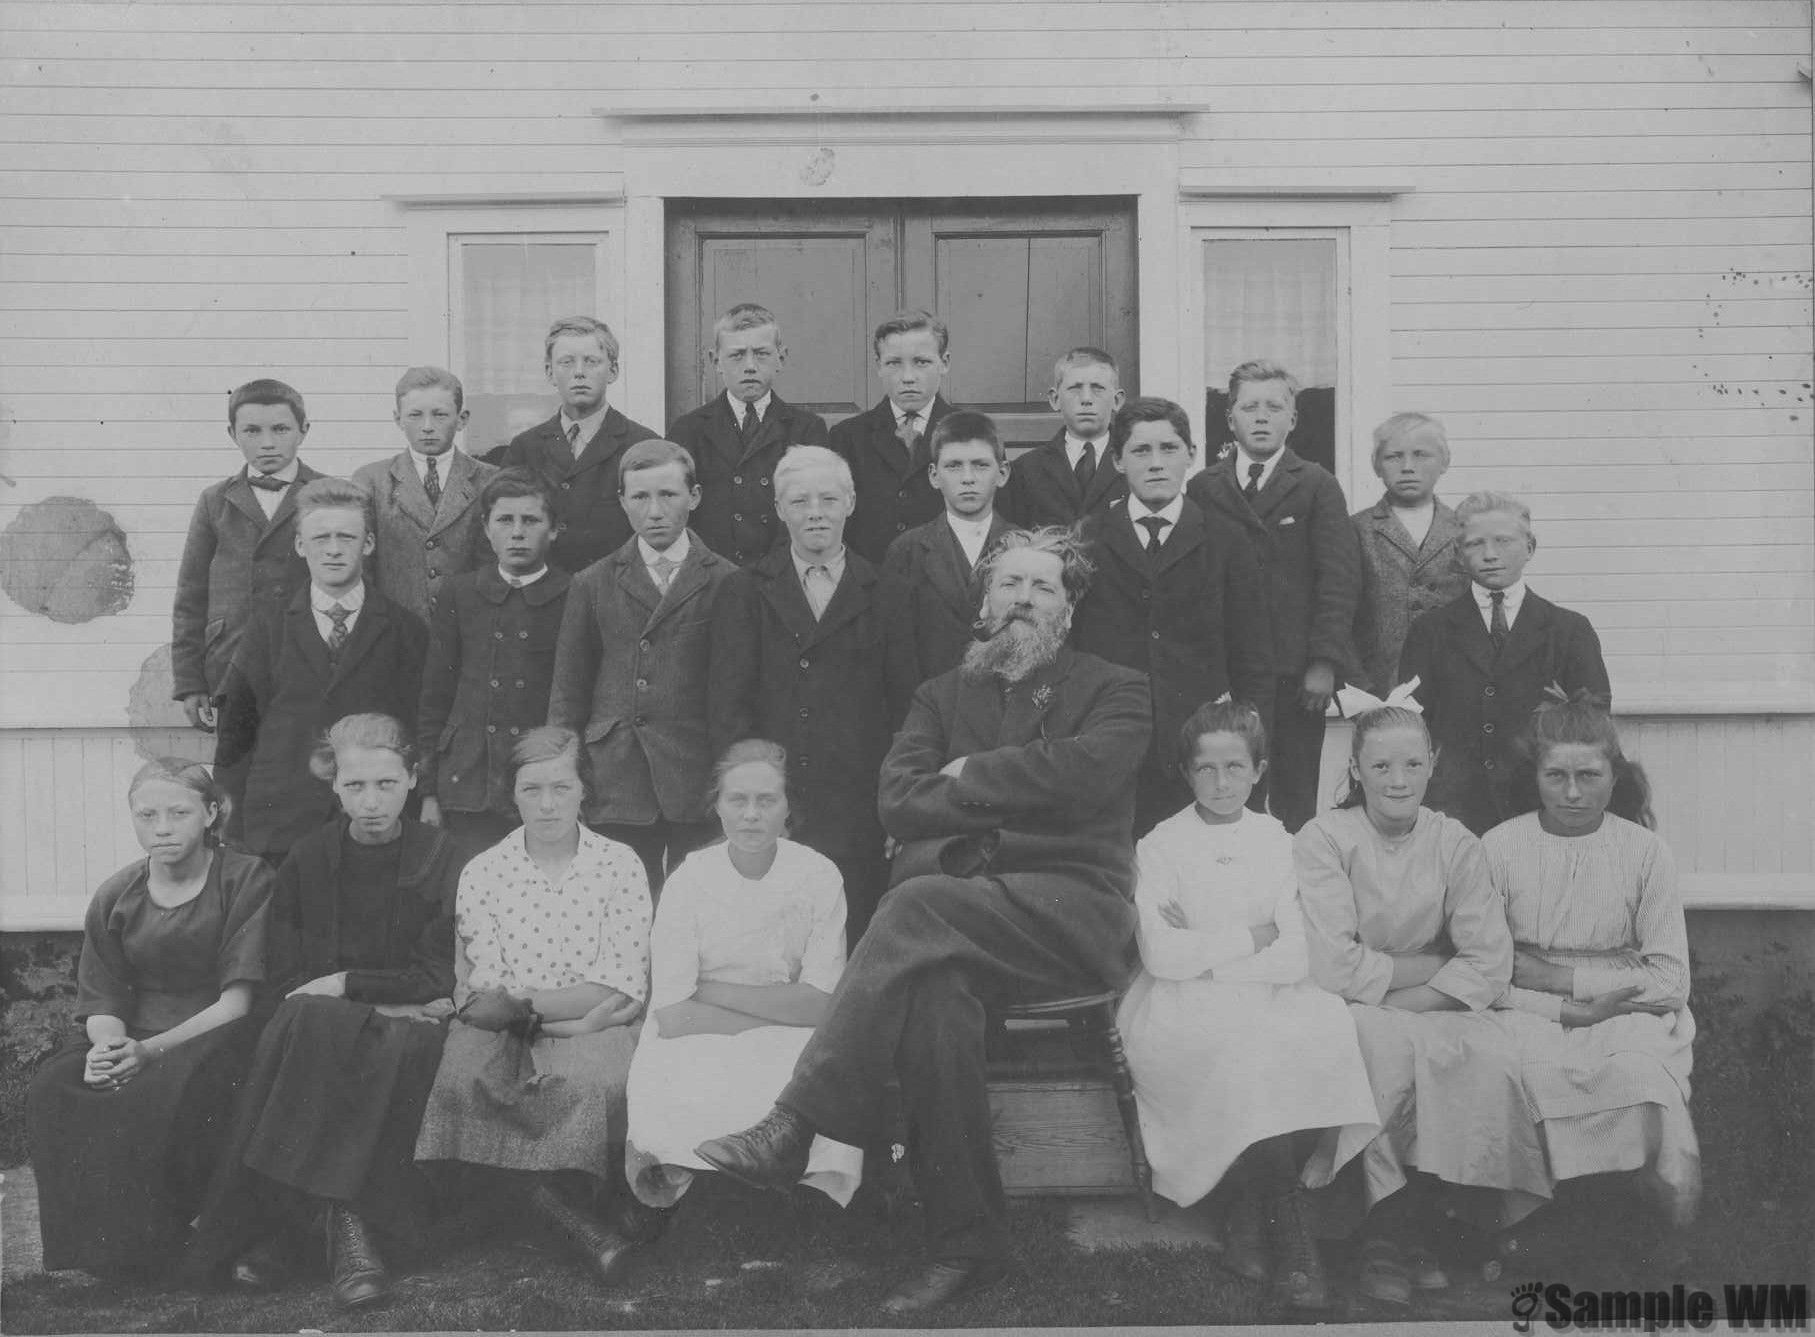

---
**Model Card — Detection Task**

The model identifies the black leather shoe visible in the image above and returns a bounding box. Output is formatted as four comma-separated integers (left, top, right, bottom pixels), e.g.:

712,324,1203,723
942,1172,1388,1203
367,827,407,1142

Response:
325,1204,391,1310
228,1236,289,1292
1265,1185,1330,1310
530,1182,640,1287
879,1258,1009,1315
694,1105,813,1194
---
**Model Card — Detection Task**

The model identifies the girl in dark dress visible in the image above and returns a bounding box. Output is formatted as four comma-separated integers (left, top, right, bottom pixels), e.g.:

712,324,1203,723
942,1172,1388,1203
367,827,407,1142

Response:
183,713,462,1310
27,758,273,1276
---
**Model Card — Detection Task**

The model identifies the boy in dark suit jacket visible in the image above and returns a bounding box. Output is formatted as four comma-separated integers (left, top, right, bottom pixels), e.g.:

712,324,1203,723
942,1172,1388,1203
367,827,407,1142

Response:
882,409,1014,687
549,440,734,892
172,378,322,737
668,303,829,566
709,445,917,942
998,347,1129,528
501,317,658,574
1401,491,1611,835
1185,360,1361,832
417,469,572,864
1072,398,1275,834
216,478,429,861
830,309,953,564
353,367,498,624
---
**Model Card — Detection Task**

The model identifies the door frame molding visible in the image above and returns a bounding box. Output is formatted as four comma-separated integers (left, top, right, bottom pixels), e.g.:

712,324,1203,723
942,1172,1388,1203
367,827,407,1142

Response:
603,106,1194,434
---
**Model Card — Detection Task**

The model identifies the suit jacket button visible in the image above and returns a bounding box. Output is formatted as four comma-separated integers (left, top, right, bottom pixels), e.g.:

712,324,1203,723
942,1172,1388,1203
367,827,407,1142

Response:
490,678,501,688
562,481,572,490
1484,758,1496,769
1483,723,1495,733
515,679,525,688
509,726,520,736
426,538,438,549
734,475,743,485
518,630,528,639
798,707,809,719
494,631,504,639
487,724,497,734
636,678,648,689
1151,630,1161,639
639,639,651,651
734,512,743,521
1484,685,1496,697
799,657,810,669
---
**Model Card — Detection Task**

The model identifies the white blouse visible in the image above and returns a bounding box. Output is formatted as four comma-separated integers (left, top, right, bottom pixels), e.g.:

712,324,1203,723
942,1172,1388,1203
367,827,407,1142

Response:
1133,806,1307,985
648,839,846,1013
456,827,651,1004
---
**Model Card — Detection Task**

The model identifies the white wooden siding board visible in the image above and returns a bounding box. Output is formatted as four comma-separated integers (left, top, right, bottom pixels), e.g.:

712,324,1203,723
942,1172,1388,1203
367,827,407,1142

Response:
2,310,408,339
1389,191,1813,221
1387,220,1812,247
0,115,611,146
1186,137,1813,168
0,227,407,256
2,199,610,229
7,24,1809,60
2,282,410,311
0,168,615,199
1394,297,1815,325
1396,355,1813,383
1387,383,1811,414
1391,246,1815,275
6,54,1805,91
2,2,1806,34
1395,328,1811,358
0,256,409,284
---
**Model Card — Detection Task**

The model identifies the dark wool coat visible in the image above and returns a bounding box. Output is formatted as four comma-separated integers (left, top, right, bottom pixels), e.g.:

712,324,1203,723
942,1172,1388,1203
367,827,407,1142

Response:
417,563,573,816
668,393,830,566
708,545,916,860
216,587,428,858
548,533,733,826
170,463,324,700
828,396,952,564
1400,589,1612,835
263,817,459,1004
351,450,498,623
881,511,1015,688
1072,498,1276,778
877,646,1152,988
501,406,659,574
1186,447,1362,680
1350,494,1467,695
997,429,1128,530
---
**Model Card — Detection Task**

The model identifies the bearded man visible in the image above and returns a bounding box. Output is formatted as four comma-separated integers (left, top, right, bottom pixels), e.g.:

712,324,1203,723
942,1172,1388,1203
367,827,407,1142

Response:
696,526,1152,1314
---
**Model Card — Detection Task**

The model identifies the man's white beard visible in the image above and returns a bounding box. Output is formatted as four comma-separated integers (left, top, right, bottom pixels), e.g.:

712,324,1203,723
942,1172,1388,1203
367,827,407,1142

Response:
961,607,1069,683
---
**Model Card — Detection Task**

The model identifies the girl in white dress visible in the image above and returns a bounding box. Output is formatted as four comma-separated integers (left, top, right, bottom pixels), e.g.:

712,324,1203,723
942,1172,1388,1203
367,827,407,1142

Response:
626,739,863,1208
1119,701,1378,1310
1485,695,1700,1229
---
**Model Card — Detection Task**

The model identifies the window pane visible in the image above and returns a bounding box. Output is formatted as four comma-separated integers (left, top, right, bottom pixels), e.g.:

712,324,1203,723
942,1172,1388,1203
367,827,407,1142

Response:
456,239,597,458
1202,237,1339,473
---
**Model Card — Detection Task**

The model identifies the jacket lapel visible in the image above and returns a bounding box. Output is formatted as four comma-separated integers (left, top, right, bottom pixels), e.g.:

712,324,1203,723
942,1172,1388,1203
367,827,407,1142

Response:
225,472,267,529
1200,460,1265,541
647,542,716,630
328,591,389,685
572,409,631,480
429,452,480,535
1450,594,1500,677
1496,590,1554,674
286,593,332,686
743,396,790,465
1365,499,1423,564
1153,500,1207,576
1081,440,1122,512
926,522,979,625
610,547,663,621
1098,507,1153,582
1035,434,1083,507
863,400,915,482
1250,449,1305,521
755,549,821,647
387,456,435,532
999,647,1077,744
805,554,875,647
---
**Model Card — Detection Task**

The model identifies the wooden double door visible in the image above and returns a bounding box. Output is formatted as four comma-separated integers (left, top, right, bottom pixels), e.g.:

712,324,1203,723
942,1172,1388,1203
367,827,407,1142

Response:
665,197,1138,450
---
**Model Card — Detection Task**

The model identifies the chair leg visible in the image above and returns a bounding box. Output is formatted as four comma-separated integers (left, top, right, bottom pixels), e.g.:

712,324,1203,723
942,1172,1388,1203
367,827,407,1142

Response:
1093,1005,1158,1222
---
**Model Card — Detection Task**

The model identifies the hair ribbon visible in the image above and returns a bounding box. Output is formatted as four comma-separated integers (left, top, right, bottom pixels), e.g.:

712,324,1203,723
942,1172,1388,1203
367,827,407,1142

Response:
1335,676,1424,719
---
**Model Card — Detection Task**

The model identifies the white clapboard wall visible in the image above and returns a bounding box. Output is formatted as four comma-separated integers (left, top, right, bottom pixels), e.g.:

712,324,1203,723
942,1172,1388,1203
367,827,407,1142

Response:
0,1,1810,925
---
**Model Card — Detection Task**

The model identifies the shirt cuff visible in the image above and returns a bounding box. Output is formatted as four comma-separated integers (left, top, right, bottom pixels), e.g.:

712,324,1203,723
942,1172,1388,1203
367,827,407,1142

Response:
1509,986,1565,1022
1429,959,1494,1010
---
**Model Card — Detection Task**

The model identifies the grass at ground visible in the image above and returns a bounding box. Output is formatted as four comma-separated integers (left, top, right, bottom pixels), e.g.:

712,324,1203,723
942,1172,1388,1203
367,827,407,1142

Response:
5,1167,1810,1334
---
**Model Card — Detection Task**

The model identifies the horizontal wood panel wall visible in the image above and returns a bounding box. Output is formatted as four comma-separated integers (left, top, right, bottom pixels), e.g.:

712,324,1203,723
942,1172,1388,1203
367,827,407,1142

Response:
0,1,1809,918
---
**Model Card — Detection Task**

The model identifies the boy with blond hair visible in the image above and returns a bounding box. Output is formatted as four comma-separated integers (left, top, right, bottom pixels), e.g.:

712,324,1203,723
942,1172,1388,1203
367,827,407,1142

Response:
999,347,1128,528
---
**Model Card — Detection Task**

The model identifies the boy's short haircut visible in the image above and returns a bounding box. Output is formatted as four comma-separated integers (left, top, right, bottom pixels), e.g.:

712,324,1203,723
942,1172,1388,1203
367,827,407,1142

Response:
294,476,375,535
394,365,465,412
479,467,557,522
1455,490,1534,542
543,316,621,370
617,438,698,490
1109,397,1194,459
1226,359,1301,403
872,308,949,359
1052,346,1119,386
228,378,307,431
929,410,1003,464
1371,411,1450,470
713,303,782,349
773,444,855,503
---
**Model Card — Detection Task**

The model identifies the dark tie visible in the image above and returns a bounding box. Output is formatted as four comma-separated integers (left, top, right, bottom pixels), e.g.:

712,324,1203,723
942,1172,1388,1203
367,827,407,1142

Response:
739,405,762,447
1243,461,1265,501
325,604,352,661
566,422,583,457
1137,515,1167,555
1489,590,1510,654
423,455,441,509
1074,441,1097,493
896,412,924,470
247,472,288,493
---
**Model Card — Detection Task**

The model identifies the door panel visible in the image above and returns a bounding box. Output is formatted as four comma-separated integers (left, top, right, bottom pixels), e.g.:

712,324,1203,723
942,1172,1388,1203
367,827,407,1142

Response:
666,205,896,427
667,198,1137,451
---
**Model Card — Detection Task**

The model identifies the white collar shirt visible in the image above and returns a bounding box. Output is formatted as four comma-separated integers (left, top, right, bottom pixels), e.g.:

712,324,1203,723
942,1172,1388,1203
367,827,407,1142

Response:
1233,446,1284,496
247,461,301,519
407,446,461,489
1473,578,1529,632
499,565,548,589
560,404,609,457
943,510,995,567
1127,493,1186,550
1064,432,1109,471
727,391,773,431
310,580,367,644
637,532,692,590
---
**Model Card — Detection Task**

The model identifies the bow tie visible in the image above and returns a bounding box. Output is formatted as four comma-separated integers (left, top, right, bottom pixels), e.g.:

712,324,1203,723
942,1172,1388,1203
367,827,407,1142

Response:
247,473,290,493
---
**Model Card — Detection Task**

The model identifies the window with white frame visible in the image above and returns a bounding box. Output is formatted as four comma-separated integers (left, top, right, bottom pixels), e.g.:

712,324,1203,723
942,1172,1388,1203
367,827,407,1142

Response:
398,199,623,459
1178,189,1397,504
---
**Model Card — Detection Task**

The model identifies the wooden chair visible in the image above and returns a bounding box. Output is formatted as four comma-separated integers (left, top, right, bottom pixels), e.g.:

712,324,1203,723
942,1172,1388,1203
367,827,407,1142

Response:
995,991,1157,1222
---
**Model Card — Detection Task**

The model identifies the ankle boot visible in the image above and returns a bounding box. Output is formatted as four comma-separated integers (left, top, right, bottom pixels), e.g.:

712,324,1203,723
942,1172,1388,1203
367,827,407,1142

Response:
1264,1183,1330,1310
529,1180,639,1287
325,1204,390,1309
